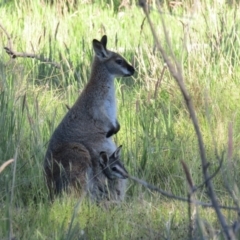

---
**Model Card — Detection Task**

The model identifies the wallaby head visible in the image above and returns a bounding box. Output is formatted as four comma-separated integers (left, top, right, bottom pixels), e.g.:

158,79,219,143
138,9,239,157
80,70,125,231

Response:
92,35,135,78
99,145,128,180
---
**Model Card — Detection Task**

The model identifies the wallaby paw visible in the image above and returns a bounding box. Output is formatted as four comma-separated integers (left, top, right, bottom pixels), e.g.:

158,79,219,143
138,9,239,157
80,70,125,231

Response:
106,129,114,138
106,122,120,138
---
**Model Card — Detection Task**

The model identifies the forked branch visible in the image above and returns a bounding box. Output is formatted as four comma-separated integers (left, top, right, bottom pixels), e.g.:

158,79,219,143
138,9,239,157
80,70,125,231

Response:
129,174,238,211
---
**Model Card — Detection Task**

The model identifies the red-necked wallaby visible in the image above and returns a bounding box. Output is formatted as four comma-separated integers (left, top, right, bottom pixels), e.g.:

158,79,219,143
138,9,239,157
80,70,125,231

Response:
96,145,128,202
44,35,133,201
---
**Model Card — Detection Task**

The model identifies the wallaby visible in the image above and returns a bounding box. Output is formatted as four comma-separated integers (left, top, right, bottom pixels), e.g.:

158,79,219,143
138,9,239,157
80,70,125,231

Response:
44,143,128,202
45,35,134,147
94,145,128,202
44,35,134,200
44,36,134,201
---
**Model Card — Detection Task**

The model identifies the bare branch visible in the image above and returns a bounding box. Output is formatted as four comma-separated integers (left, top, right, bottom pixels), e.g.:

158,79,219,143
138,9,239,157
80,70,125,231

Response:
3,47,61,69
128,175,238,211
0,22,61,69
195,155,224,192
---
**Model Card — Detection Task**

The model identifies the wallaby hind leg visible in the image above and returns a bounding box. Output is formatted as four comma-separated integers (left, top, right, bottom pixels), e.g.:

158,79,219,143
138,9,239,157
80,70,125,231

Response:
55,171,70,195
45,143,92,197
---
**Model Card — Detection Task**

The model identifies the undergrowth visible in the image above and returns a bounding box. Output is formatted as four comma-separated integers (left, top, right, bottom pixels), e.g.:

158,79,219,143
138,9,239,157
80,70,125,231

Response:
1,0,240,239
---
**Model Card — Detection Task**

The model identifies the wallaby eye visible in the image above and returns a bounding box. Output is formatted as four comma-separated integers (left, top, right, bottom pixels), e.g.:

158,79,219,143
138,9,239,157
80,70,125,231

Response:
115,59,122,65
112,167,117,172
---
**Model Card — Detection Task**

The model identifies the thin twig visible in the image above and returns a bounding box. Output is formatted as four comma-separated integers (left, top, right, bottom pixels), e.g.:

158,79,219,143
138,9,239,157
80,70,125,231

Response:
0,22,61,69
128,175,238,211
195,155,224,192
4,47,61,69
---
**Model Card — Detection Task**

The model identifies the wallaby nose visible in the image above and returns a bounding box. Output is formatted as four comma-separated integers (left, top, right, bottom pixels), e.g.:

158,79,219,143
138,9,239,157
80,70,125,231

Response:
125,65,135,76
129,65,135,75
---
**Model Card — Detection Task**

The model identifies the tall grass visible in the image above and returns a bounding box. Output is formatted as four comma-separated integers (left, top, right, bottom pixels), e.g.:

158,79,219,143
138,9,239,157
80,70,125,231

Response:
1,0,240,239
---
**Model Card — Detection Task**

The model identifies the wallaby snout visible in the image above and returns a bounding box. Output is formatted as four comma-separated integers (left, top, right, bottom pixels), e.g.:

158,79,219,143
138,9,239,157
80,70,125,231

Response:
125,64,135,77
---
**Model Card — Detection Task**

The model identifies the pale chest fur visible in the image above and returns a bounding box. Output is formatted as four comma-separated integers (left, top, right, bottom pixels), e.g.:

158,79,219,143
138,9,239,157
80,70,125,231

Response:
103,83,117,121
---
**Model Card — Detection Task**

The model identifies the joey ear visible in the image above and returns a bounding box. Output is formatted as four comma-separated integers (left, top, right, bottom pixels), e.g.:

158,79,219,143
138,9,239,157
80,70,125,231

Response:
100,35,107,49
114,145,122,158
92,39,108,59
99,151,109,166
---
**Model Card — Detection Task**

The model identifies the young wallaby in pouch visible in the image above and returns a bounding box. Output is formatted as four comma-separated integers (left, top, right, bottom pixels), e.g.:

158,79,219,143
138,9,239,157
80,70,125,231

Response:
97,145,128,201
45,143,128,202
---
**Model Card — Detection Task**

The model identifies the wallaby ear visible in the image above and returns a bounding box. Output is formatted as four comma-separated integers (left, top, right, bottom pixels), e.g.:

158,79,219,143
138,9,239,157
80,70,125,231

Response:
114,145,122,158
100,35,107,50
99,151,109,167
92,39,108,59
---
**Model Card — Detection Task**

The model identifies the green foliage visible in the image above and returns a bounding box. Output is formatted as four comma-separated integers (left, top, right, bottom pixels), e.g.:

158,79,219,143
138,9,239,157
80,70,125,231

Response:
1,0,240,239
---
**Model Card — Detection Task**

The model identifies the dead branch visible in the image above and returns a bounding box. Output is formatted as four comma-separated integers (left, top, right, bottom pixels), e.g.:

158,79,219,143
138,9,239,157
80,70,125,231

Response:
128,175,238,211
3,46,61,69
138,0,234,238
0,22,61,69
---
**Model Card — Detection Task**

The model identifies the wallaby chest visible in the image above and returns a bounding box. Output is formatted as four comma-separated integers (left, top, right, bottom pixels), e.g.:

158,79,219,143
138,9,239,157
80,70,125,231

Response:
103,83,117,120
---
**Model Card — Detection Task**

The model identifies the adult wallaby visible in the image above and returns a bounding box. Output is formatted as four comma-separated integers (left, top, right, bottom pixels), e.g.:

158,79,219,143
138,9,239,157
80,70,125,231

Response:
45,36,134,159
45,143,128,202
44,35,134,200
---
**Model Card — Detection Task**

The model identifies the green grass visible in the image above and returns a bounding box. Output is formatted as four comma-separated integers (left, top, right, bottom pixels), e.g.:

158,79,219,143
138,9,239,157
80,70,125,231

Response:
1,0,240,239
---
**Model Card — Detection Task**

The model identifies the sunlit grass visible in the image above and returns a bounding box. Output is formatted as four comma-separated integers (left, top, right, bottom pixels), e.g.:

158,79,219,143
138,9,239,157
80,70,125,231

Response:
1,0,240,239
